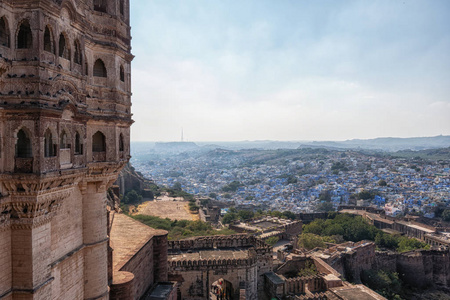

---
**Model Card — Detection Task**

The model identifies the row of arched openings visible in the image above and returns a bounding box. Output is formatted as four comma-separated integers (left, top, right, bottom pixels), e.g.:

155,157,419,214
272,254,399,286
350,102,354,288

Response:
0,17,125,82
15,129,125,158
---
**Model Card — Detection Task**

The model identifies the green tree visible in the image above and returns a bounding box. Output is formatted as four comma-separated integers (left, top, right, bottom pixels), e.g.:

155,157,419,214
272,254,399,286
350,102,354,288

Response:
361,270,403,299
357,190,374,200
209,192,217,199
282,211,297,220
298,233,326,250
303,219,325,235
265,236,279,246
298,260,318,277
222,181,243,192
378,179,387,186
172,182,182,191
122,190,143,204
441,209,450,222
317,201,334,212
238,210,254,221
222,212,238,224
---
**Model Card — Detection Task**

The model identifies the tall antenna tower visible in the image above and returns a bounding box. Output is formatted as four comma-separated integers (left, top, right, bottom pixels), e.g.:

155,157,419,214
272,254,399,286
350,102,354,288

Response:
181,128,184,142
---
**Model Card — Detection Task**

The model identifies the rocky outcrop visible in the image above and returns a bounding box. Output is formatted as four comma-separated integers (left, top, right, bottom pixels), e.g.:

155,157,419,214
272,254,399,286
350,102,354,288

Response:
115,163,154,198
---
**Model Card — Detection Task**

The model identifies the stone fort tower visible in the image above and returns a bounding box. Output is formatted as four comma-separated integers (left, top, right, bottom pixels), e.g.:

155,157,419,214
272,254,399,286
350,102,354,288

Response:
0,0,132,299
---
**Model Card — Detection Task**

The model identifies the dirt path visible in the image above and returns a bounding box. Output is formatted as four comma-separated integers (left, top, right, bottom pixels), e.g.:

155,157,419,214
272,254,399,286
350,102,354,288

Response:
134,196,199,221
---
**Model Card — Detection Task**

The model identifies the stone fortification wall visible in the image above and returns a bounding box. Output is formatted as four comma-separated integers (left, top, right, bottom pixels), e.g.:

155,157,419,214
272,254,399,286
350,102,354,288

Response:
284,220,303,236
296,212,328,224
114,232,168,299
372,249,450,288
169,257,257,271
373,251,397,273
168,234,269,251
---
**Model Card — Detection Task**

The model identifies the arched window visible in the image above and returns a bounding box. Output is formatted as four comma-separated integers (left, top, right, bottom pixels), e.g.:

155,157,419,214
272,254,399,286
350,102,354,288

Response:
120,65,125,82
0,17,10,47
17,20,32,49
92,131,106,152
75,132,82,154
16,129,32,158
93,59,107,77
60,130,68,149
44,129,54,157
74,39,81,64
59,33,70,59
94,0,107,13
119,133,124,151
43,26,53,53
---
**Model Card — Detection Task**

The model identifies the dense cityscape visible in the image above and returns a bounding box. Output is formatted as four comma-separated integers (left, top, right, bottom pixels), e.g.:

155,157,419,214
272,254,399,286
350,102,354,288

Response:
132,143,450,217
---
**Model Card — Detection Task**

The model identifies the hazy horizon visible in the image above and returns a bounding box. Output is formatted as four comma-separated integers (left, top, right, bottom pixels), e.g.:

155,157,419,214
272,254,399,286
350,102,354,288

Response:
130,0,450,142
130,134,450,144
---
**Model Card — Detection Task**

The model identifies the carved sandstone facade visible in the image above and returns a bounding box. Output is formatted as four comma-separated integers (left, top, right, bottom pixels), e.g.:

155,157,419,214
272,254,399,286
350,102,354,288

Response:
0,0,132,299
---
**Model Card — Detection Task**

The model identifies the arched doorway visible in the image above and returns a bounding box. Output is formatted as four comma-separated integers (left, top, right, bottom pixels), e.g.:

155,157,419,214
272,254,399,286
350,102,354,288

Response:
211,278,233,300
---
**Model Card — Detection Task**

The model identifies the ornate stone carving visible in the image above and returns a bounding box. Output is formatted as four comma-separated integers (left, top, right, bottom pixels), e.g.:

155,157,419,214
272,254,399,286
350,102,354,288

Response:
9,188,71,229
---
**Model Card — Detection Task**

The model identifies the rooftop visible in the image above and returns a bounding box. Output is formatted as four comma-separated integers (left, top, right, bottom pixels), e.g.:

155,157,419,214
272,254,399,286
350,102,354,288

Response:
330,284,387,300
110,213,167,272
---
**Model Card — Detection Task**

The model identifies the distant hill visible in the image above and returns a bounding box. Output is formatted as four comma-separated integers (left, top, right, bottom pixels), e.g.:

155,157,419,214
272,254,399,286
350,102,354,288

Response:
299,135,450,151
131,135,450,155
390,147,450,160
154,142,199,153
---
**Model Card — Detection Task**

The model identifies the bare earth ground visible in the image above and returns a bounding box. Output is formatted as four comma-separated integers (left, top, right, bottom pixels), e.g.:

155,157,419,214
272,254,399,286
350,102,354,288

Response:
133,195,199,221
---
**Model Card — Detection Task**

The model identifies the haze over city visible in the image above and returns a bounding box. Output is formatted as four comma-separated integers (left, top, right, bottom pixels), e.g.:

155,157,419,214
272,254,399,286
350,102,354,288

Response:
130,0,450,142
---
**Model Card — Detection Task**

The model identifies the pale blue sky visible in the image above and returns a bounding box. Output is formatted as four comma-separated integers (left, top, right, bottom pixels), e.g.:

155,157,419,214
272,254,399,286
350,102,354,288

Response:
130,0,450,142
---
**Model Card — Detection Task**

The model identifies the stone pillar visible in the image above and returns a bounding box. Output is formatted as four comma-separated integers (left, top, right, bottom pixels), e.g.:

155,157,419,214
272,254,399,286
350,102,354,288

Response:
11,222,52,300
82,181,109,300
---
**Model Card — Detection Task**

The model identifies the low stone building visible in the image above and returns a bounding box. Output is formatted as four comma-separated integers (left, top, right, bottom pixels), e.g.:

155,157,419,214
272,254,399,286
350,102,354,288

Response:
229,216,302,241
167,235,272,300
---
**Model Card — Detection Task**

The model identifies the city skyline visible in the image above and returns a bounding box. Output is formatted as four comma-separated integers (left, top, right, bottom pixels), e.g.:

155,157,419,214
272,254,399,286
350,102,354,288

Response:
130,0,450,142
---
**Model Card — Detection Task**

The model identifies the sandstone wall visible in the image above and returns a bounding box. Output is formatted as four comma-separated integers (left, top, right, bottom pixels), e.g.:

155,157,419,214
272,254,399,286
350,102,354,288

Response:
373,249,450,289
121,238,154,299
0,228,11,297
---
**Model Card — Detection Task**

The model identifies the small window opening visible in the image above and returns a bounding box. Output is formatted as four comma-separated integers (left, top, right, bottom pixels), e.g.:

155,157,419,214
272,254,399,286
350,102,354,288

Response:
75,132,83,154
44,26,53,53
0,17,10,47
59,33,70,59
74,39,81,64
94,0,107,13
44,129,54,157
120,65,125,82
93,59,107,77
119,1,124,16
92,131,106,152
17,20,32,49
119,133,124,151
16,129,32,158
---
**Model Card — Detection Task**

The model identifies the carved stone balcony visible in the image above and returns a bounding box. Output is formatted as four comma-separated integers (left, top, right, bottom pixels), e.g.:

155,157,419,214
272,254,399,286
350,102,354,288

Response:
14,157,33,173
93,151,106,162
